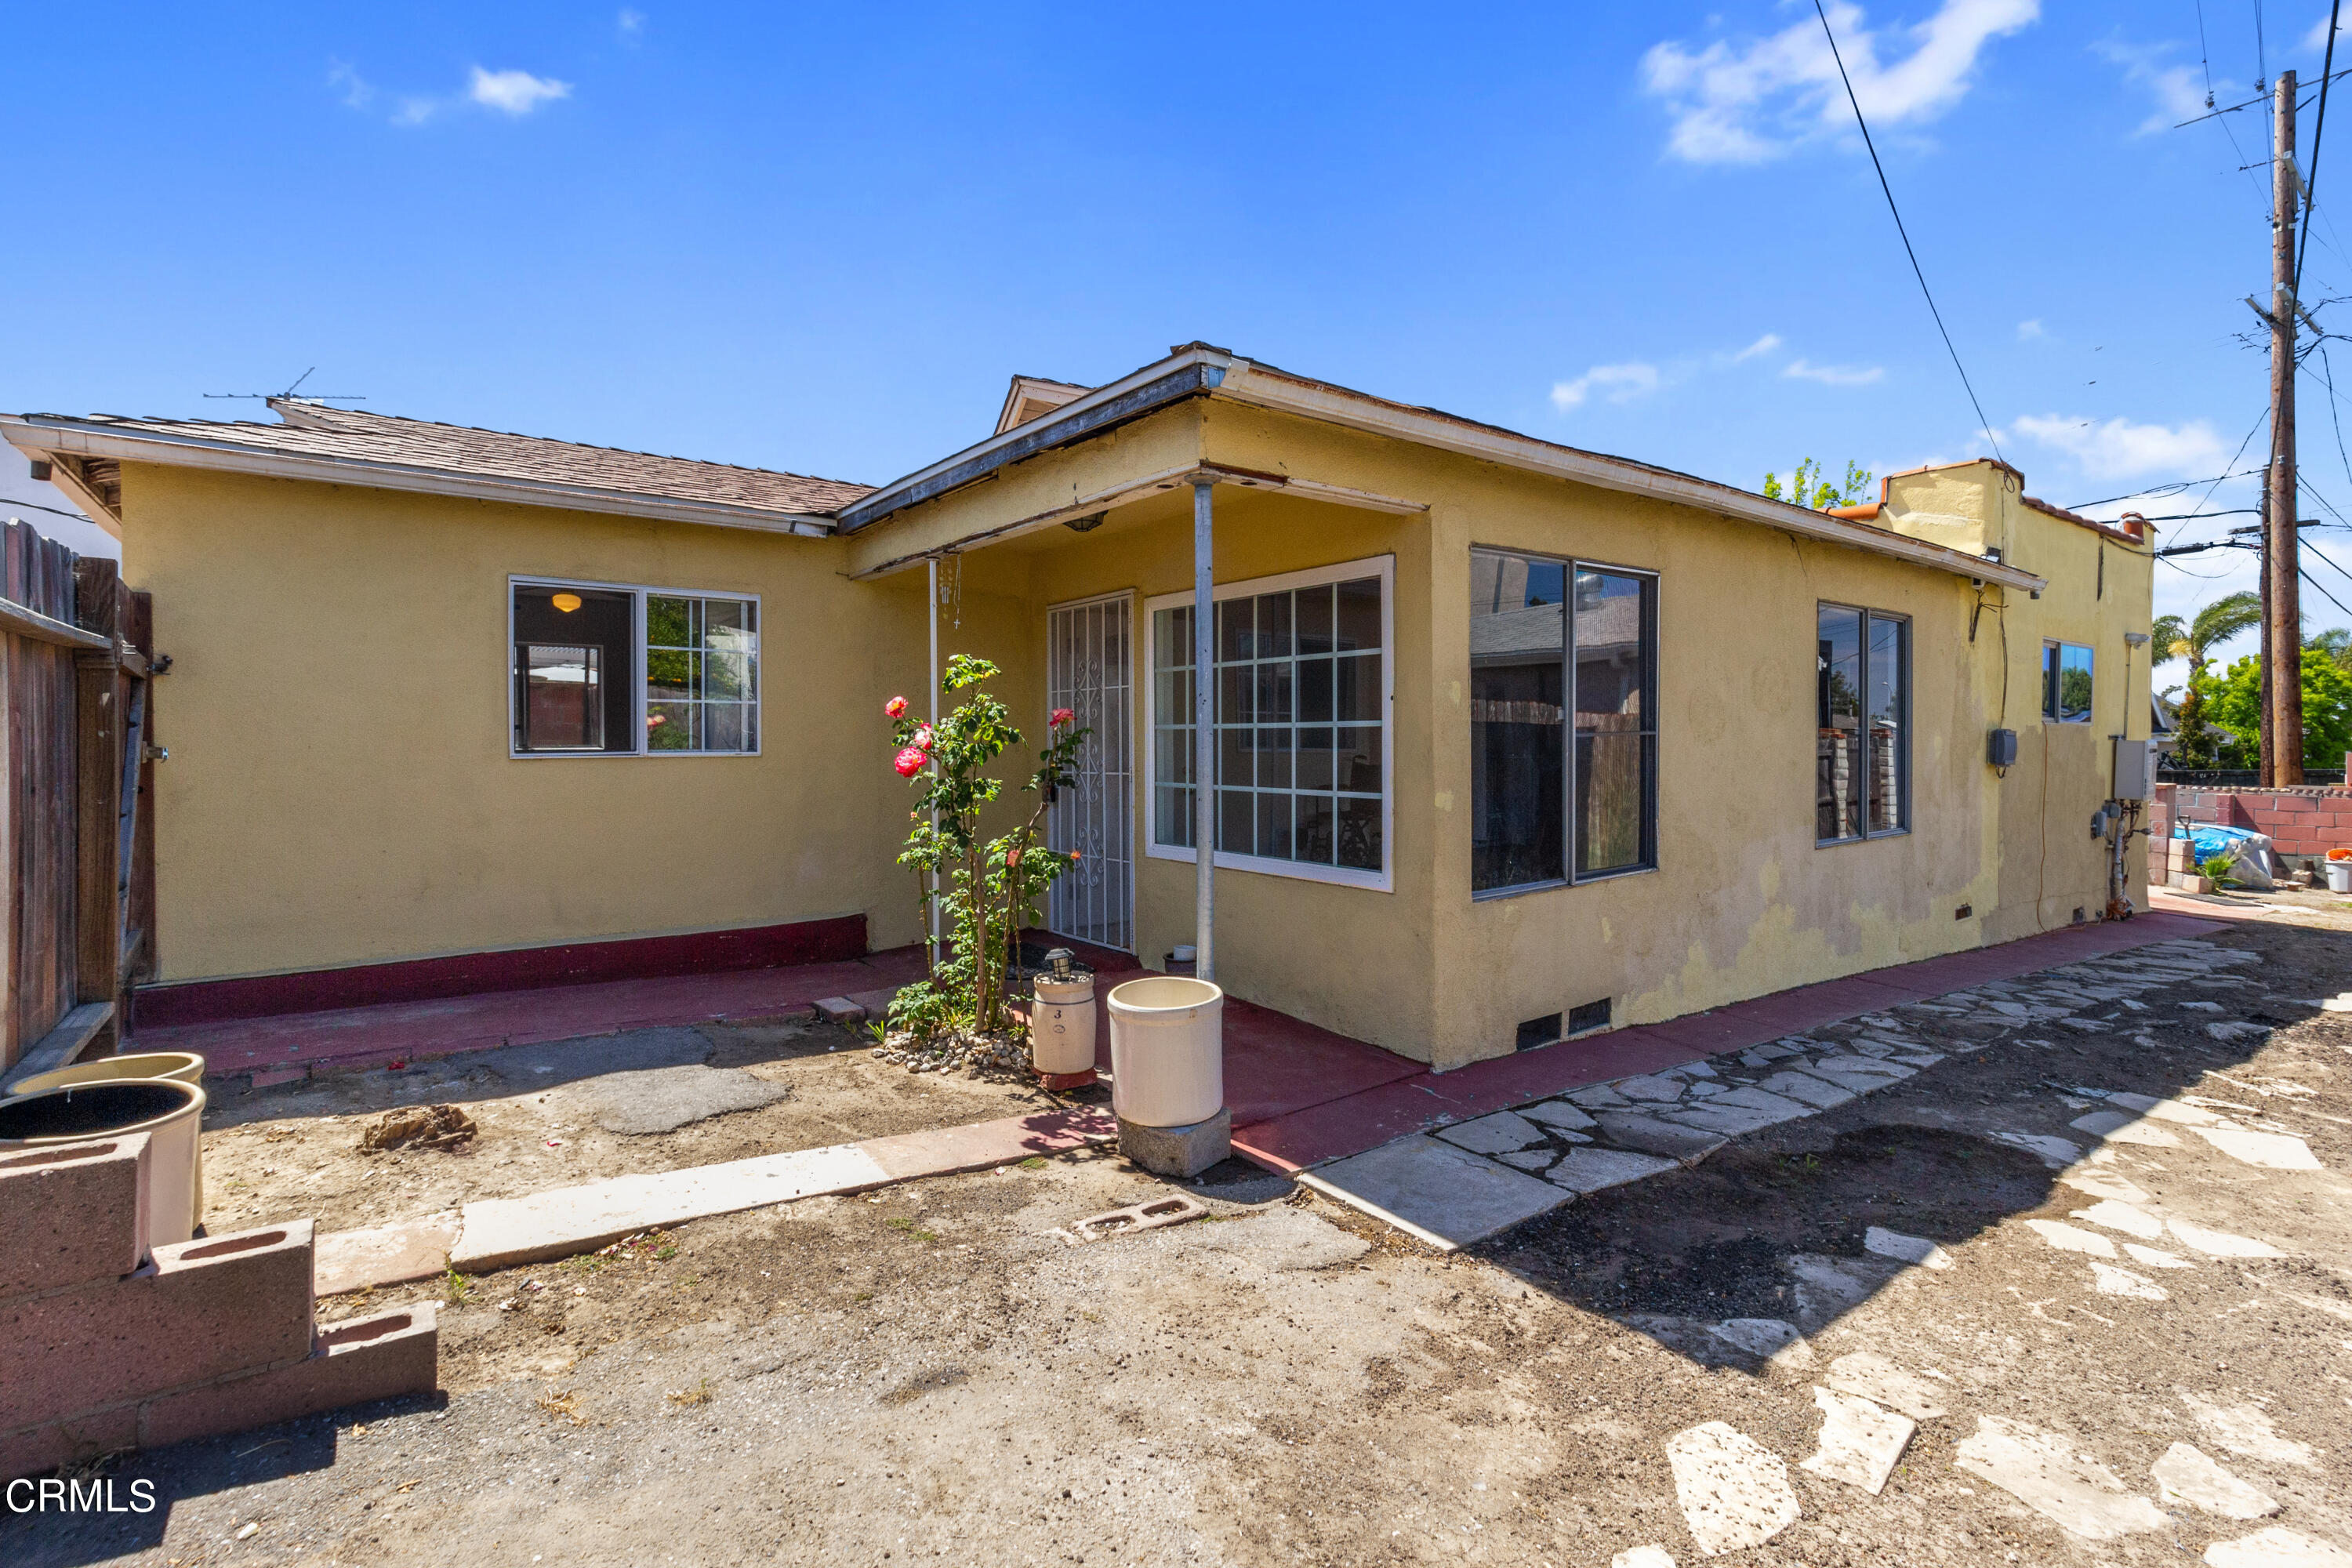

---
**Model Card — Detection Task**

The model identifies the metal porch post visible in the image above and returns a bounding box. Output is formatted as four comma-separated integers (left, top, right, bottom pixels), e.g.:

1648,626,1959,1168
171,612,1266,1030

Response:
927,556,942,962
1192,480,1216,982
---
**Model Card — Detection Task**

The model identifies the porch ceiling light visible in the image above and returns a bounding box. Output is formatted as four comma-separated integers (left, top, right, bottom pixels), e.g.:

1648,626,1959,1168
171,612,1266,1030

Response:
1064,513,1106,533
551,592,583,612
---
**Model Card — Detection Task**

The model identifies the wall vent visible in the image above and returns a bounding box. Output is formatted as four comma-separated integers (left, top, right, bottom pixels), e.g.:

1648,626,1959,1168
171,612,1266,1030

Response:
1566,998,1613,1036
1515,1014,1562,1051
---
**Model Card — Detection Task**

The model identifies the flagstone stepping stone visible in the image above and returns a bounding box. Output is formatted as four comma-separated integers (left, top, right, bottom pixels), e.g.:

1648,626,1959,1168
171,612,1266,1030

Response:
2192,1126,2322,1170
2169,1219,2285,1258
1991,1130,2083,1167
1822,1352,1946,1419
1522,1099,1599,1131
1591,1112,1726,1165
2103,1091,2222,1125
2202,1526,2352,1566
1498,1149,1557,1172
1782,1253,1900,1331
2178,1390,2317,1466
1544,1145,1680,1194
1704,1318,1806,1363
1755,1071,1852,1109
1954,1415,2169,1541
2061,1169,2153,1204
2071,1110,2181,1146
1802,1062,1917,1094
1657,1102,1795,1137
1433,1109,1547,1155
1308,1135,1569,1249
1682,1080,1724,1098
1893,1053,1945,1067
1566,1083,1632,1109
1612,1075,1687,1103
1664,1421,1802,1556
1799,1387,1915,1494
2071,1199,2164,1240
2124,1243,2194,1269
1862,1226,1954,1269
2151,1443,2278,1519
2090,1261,2167,1299
1704,1085,1814,1120
2024,1219,2118,1258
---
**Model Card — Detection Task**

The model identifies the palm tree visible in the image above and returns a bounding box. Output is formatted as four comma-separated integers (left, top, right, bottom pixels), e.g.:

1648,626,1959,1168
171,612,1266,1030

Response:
2153,592,2263,679
2310,626,2352,674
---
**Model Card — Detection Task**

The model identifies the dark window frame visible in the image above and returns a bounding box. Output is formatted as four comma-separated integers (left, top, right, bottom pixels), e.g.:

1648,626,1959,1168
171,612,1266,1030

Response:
508,575,762,760
1468,547,1661,899
1816,601,1911,846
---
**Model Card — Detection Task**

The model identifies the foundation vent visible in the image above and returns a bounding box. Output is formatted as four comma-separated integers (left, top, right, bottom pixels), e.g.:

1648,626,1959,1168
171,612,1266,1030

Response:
1567,998,1613,1036
1515,1014,1562,1051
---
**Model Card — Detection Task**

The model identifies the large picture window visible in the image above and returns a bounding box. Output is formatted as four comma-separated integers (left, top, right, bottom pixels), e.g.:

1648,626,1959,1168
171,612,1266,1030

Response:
1145,558,1391,888
511,579,760,757
1817,604,1907,843
1469,550,1658,895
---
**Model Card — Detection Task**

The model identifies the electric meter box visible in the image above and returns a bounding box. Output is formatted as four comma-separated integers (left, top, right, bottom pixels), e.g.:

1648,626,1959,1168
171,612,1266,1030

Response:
1987,728,2018,768
2112,737,2154,802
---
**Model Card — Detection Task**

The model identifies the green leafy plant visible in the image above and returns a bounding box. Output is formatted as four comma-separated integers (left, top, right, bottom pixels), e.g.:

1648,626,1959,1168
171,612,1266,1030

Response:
1764,459,1874,511
881,657,1090,1042
2198,851,2238,884
441,1265,473,1306
2204,648,2352,771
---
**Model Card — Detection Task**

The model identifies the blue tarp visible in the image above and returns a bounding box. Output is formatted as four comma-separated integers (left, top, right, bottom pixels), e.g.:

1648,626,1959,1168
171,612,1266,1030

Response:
2176,823,2274,887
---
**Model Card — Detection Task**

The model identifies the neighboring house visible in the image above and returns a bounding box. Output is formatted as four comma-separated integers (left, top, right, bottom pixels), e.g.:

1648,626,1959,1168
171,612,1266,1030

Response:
0,343,2156,1070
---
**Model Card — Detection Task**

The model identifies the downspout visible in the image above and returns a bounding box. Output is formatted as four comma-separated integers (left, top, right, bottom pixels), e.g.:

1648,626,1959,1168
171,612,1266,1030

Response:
1192,481,1216,982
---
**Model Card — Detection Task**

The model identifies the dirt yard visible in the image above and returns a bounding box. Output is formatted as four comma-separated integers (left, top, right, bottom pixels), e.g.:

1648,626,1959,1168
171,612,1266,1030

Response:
196,1017,1065,1238
10,912,2352,1567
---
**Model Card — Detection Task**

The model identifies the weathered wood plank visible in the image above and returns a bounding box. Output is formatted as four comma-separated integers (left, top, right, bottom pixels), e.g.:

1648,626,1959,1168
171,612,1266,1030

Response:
0,1000,114,1091
74,653,119,1004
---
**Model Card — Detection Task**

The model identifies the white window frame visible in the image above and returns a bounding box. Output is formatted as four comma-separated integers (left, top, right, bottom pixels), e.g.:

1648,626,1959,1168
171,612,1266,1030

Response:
1142,554,1396,893
507,573,764,760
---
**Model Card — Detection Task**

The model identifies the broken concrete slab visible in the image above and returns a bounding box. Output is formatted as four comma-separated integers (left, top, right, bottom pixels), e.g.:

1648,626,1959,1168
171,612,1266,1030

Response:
2177,1389,2317,1466
1782,1253,1900,1332
2089,1261,2167,1299
314,1210,460,1297
2151,1442,2278,1519
1432,1109,1548,1155
1544,1145,1680,1195
1755,1071,1853,1109
1653,1101,1794,1137
2102,1091,2222,1126
2070,1110,2181,1147
2125,1243,2194,1269
1705,1318,1808,1366
1991,1130,2083,1168
1520,1100,1598,1133
1610,1076,1686,1104
2202,1526,2352,1567
1610,1548,1676,1568
1799,1386,1915,1494
1664,1421,1802,1555
1862,1226,1954,1270
1700,1085,1813,1121
1565,1084,1632,1110
2024,1219,2118,1258
2168,1218,2285,1258
2191,1126,2322,1170
1590,1112,1726,1165
1303,1135,1570,1250
1822,1352,1947,1420
2069,1199,2165,1240
1953,1414,2169,1541
2060,1168,2154,1204
586,1065,793,1136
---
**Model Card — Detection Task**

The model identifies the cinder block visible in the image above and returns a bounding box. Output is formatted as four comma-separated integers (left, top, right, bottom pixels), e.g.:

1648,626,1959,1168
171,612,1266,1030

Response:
0,1134,149,1300
0,1220,315,1432
138,1304,438,1450
0,1404,137,1482
1117,1107,1232,1180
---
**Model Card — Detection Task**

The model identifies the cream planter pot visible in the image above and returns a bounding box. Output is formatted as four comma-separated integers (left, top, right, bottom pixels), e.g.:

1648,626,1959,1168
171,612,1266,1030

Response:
1029,977,1098,1076
1105,977,1225,1127
0,1080,207,1246
9,1052,209,1214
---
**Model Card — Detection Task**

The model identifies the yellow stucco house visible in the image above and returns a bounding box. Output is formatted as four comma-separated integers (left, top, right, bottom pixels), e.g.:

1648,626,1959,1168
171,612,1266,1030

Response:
1,343,2158,1071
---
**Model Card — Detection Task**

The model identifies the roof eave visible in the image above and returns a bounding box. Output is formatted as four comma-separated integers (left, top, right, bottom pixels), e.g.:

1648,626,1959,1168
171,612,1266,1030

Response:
0,416,838,538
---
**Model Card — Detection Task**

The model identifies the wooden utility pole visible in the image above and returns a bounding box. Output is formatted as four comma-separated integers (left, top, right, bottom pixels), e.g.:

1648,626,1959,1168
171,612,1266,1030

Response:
2269,69,2307,785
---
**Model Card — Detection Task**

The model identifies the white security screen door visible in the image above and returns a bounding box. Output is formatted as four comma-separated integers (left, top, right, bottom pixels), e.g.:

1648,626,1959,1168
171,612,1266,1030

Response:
1046,593,1134,952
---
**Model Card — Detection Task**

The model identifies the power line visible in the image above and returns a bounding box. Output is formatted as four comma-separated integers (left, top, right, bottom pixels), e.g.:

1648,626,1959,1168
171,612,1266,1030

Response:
1810,0,2005,464
2,497,98,525
2302,0,2344,296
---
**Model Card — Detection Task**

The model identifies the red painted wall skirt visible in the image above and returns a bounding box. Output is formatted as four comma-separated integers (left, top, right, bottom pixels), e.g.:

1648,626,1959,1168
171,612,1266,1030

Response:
132,914,869,1029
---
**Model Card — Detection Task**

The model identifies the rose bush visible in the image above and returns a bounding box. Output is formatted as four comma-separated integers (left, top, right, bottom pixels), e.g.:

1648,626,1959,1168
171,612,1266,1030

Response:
882,656,1089,1043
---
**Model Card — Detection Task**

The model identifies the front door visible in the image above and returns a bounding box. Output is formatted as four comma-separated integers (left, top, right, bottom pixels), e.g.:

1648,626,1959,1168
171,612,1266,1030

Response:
1045,593,1134,952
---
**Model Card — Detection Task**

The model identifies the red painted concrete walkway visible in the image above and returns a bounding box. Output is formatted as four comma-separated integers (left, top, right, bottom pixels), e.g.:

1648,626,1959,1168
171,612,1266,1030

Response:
154,913,2226,1174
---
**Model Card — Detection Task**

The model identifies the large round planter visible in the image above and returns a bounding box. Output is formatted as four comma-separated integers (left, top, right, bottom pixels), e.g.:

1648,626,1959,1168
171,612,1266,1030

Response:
1029,975,1098,1085
1105,976,1224,1127
0,1079,206,1246
9,1053,209,1214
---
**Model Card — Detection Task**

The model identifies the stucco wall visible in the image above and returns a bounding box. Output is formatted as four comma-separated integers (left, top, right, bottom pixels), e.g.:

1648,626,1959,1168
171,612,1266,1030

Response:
125,462,920,983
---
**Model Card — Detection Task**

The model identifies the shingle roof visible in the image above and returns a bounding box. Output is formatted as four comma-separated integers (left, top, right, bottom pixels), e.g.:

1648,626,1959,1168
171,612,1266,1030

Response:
42,400,875,518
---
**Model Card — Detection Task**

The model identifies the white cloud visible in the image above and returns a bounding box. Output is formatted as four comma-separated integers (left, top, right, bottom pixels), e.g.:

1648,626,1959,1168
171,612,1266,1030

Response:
1731,332,1784,361
2010,413,2229,481
2092,39,2209,134
1552,363,1661,410
2016,318,2045,340
619,9,645,38
1641,0,2039,164
327,60,373,110
2307,12,2341,53
469,67,572,116
1784,358,1886,386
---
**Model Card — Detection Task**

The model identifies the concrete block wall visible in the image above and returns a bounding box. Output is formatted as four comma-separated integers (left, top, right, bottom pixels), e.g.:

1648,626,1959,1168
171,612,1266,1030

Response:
2151,783,2352,877
0,1135,437,1479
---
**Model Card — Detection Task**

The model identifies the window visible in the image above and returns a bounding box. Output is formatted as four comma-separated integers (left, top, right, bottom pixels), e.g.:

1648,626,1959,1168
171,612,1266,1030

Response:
510,579,759,757
1145,558,1390,887
1817,604,1908,843
2042,641,2093,724
1469,550,1657,895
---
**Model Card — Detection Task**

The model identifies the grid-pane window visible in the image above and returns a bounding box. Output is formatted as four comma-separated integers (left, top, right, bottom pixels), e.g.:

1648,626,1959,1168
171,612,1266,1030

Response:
511,580,759,757
1150,566,1386,881
2042,641,2092,724
1470,550,1657,894
1817,604,1908,843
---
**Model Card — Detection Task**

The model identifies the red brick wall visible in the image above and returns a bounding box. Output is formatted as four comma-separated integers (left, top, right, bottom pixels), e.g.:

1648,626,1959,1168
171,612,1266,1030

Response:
2152,782,2352,871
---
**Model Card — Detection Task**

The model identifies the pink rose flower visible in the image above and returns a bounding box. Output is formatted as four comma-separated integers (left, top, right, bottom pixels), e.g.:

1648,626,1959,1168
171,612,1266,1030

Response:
893,746,927,778
885,695,909,718
912,726,935,750
1051,707,1076,728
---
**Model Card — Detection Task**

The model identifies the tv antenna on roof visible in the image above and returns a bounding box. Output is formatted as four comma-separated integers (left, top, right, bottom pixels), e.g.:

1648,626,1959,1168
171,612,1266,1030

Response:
201,367,365,403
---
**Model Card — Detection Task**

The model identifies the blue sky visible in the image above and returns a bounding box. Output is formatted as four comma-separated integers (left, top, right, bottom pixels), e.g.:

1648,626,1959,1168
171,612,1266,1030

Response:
5,2,2350,670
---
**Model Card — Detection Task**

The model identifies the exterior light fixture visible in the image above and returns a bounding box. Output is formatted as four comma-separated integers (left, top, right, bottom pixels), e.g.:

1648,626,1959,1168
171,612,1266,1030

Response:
551,592,583,613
